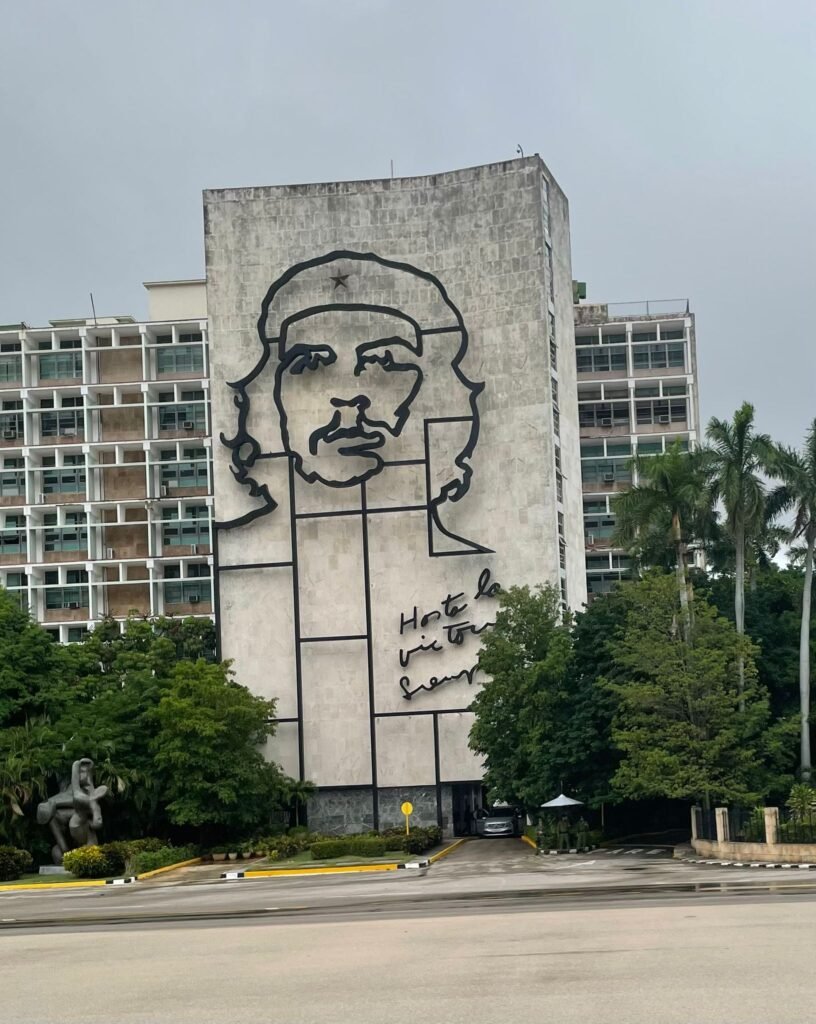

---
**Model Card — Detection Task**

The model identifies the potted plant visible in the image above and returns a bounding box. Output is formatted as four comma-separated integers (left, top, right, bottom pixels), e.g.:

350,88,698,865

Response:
211,845,228,863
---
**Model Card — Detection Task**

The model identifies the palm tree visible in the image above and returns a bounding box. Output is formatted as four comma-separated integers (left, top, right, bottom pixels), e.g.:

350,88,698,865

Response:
613,442,710,639
706,402,775,708
767,420,816,782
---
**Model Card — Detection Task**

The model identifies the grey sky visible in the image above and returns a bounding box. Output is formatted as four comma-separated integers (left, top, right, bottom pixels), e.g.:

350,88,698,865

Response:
1,1,814,445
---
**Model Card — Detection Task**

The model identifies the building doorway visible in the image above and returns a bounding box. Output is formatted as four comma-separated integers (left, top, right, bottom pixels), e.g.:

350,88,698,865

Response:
451,782,483,836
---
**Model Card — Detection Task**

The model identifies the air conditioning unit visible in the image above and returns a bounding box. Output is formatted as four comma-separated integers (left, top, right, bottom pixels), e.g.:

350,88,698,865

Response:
189,594,200,604
61,427,77,437
586,534,596,546
599,418,612,427
658,415,671,424
38,493,46,504
603,473,615,483
105,547,114,559
182,420,195,430
160,486,169,497
67,601,79,610
3,430,16,440
191,544,199,555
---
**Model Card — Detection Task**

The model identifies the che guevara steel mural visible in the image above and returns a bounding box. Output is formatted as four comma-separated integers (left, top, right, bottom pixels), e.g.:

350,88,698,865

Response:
217,251,500,706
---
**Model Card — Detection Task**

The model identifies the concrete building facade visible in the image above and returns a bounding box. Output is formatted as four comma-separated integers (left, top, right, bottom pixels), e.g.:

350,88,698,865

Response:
573,299,700,599
0,285,214,641
204,157,586,832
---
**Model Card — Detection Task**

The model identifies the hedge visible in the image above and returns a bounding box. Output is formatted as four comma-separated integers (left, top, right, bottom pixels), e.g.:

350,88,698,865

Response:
128,845,197,875
0,845,33,882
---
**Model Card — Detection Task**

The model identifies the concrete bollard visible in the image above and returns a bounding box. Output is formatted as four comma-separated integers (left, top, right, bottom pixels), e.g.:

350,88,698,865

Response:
715,807,730,844
764,806,779,846
690,806,699,841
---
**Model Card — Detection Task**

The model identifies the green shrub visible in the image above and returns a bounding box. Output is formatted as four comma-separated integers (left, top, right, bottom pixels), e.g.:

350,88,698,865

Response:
309,839,349,860
0,846,32,881
63,846,112,878
128,845,197,876
346,837,387,858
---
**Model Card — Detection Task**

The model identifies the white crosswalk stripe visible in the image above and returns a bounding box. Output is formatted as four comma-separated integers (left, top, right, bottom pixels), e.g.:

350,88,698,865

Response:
646,849,662,855
626,848,644,855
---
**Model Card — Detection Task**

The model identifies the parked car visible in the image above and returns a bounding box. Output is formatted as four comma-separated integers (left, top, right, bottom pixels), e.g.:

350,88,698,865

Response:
474,804,522,837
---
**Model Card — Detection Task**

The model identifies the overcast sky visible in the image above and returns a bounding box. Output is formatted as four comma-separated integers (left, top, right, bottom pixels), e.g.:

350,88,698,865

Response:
1,1,814,445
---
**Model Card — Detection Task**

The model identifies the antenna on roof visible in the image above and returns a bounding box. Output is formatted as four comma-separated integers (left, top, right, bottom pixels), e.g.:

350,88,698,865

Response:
390,159,394,179
89,292,98,326
516,144,524,158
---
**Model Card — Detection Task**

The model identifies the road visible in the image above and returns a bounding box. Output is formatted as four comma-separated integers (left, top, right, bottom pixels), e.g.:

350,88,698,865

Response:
4,841,816,1022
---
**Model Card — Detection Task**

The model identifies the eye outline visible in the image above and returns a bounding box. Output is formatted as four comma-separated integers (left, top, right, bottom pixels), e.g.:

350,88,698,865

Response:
354,337,420,379
283,344,337,375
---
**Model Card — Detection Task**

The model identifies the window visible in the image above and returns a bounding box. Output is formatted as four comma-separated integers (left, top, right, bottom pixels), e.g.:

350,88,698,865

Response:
552,407,560,438
578,403,630,429
551,378,559,408
160,447,209,490
635,400,687,426
157,345,204,375
162,505,210,547
42,454,86,495
559,539,566,569
0,400,23,440
0,514,25,555
635,384,660,398
549,338,557,369
39,351,82,380
0,457,24,497
557,511,565,538
601,332,627,345
632,342,685,371
636,440,663,455
581,459,632,487
179,332,203,344
164,562,211,605
632,331,657,343
576,346,627,374
545,244,554,303
44,569,88,609
41,398,83,438
67,626,88,643
580,442,604,459
43,511,87,553
5,571,26,588
663,384,688,396
158,390,206,431
583,499,607,515
606,442,631,457
0,355,21,383
662,329,684,340
556,471,563,503
575,333,598,347
584,516,617,542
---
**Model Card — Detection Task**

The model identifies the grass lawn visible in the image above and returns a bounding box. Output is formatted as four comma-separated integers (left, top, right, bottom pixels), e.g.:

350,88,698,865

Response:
0,872,86,886
247,849,411,871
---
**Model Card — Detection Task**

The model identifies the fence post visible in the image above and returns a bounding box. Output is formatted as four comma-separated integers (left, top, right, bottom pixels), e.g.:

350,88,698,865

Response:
764,807,779,845
715,807,730,844
690,806,699,841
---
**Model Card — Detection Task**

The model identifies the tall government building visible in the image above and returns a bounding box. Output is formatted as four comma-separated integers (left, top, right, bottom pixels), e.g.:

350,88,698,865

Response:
0,157,698,832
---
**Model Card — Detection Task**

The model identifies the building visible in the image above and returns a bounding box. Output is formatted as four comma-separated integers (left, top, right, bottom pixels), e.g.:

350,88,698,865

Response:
0,281,214,641
1,156,701,833
573,299,700,599
205,156,586,832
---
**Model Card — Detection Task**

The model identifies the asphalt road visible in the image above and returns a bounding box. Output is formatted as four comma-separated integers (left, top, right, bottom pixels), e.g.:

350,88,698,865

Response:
4,890,816,1023
1,839,813,929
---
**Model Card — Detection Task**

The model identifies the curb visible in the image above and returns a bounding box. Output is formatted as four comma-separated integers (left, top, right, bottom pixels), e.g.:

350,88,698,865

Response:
684,858,816,870
222,858,434,881
135,857,203,881
429,838,468,863
520,835,537,849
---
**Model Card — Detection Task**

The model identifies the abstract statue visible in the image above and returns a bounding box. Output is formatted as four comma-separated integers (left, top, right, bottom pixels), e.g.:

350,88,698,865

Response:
36,758,108,865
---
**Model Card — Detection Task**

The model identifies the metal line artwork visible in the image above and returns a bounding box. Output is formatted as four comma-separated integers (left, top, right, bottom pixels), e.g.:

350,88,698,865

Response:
214,250,502,818
397,567,501,701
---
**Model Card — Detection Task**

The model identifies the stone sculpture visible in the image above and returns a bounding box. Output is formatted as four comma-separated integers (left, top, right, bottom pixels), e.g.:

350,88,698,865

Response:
36,758,108,865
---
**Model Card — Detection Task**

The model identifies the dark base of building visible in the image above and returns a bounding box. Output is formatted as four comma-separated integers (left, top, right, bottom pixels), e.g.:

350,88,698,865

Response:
307,783,484,837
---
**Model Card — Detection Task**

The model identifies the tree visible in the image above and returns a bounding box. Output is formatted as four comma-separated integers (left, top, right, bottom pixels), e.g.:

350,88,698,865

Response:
469,584,574,810
606,575,770,808
151,660,287,838
768,420,816,782
613,443,710,639
706,402,775,708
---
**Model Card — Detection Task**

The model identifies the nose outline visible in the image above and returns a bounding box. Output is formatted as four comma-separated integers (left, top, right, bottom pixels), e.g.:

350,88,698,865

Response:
330,394,371,413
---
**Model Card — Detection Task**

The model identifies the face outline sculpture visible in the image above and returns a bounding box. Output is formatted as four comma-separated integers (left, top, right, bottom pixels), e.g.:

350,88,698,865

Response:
219,250,487,550
275,307,424,488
